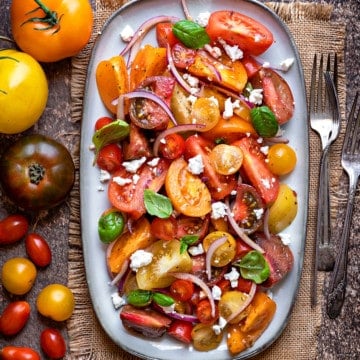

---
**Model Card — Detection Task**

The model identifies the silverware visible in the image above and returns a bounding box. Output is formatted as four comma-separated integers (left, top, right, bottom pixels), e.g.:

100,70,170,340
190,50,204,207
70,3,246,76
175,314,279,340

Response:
327,92,360,318
309,54,340,306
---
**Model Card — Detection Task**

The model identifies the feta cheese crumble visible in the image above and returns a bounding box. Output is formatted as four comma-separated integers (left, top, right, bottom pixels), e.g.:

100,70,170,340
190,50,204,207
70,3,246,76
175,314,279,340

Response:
211,201,228,220
99,169,111,183
196,11,211,27
122,157,146,173
111,292,126,309
112,176,132,186
248,88,263,105
188,243,205,256
212,285,222,301
120,24,134,42
129,250,153,272
219,39,243,61
279,57,295,72
187,154,204,175
224,267,240,288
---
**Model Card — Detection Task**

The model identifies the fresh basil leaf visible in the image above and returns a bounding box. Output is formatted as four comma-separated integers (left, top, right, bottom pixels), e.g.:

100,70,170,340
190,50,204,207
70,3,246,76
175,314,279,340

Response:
180,234,199,254
127,289,153,307
236,250,270,284
144,189,173,218
250,106,279,138
173,20,210,49
92,119,130,153
153,292,175,307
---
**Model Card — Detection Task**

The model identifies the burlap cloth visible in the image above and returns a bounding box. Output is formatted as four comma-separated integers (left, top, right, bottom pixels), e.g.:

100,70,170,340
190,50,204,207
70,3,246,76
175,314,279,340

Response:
67,1,346,359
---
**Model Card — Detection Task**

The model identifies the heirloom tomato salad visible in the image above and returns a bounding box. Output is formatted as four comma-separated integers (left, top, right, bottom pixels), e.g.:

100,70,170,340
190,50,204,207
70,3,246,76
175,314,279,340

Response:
91,3,298,356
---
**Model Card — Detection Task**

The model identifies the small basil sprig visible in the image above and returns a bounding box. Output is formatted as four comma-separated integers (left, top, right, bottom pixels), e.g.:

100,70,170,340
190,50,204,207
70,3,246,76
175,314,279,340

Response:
250,106,279,138
144,189,173,218
180,235,199,254
235,250,270,284
127,289,174,307
172,20,210,49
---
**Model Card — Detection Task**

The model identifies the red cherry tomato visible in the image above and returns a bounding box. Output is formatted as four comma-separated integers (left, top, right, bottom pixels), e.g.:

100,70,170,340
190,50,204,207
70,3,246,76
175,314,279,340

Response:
158,133,185,160
196,299,218,325
167,319,194,344
94,116,113,130
156,23,179,48
170,279,195,302
25,233,52,267
176,215,210,240
0,301,31,336
0,214,29,245
96,143,123,173
206,10,274,56
40,328,66,359
0,346,40,360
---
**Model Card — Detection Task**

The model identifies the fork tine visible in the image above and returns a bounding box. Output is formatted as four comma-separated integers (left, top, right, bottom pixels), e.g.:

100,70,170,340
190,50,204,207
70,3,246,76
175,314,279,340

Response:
343,92,359,154
317,54,324,111
326,53,338,91
350,93,360,154
309,54,317,113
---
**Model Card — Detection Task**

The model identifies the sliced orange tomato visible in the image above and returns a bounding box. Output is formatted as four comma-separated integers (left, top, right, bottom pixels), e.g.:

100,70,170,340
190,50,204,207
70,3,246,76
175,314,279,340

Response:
165,157,211,217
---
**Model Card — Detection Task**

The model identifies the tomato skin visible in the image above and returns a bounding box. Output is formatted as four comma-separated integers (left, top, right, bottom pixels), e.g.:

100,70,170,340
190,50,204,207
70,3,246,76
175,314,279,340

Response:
0,346,40,360
158,133,186,160
196,299,219,325
0,49,48,134
232,137,279,205
156,23,179,48
150,216,177,241
25,233,52,267
0,134,75,211
11,0,93,62
267,143,297,175
0,301,31,336
206,11,274,56
96,143,123,173
170,279,195,302
167,319,193,344
236,277,254,293
0,214,29,245
40,328,66,359
171,43,196,69
95,116,113,131
241,55,262,78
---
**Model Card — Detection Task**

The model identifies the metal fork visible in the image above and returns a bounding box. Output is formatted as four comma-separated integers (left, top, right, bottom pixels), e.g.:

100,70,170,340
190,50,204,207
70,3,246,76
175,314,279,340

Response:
326,92,360,318
309,54,340,306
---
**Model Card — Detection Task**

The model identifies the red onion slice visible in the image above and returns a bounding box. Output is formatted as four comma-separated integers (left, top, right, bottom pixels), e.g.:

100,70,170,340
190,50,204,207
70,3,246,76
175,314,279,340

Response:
181,0,193,20
109,259,129,287
226,282,257,323
171,272,216,318
205,236,227,280
263,208,271,241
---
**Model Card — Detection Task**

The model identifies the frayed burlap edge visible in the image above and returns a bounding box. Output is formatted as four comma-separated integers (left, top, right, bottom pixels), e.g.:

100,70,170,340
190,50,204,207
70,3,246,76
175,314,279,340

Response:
67,2,346,359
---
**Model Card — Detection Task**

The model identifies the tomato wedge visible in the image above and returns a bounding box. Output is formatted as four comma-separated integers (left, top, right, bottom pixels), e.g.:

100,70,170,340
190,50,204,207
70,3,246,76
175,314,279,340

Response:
108,158,169,219
156,23,179,48
232,137,279,205
206,11,274,56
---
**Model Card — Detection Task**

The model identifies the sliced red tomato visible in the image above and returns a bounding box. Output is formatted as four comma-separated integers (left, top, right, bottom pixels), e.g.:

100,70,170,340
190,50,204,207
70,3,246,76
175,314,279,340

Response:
158,133,185,160
206,10,274,56
241,55,262,78
94,116,113,131
150,216,177,241
251,67,294,124
231,184,265,233
156,23,179,48
96,143,123,173
167,319,193,344
184,135,237,200
196,299,218,325
176,215,209,240
236,277,254,293
170,279,195,302
108,158,169,219
235,239,253,260
171,43,196,69
232,137,279,205
123,123,152,160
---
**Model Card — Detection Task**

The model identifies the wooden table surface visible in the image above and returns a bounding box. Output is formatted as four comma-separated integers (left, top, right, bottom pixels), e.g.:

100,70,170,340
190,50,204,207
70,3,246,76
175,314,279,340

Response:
1,0,359,359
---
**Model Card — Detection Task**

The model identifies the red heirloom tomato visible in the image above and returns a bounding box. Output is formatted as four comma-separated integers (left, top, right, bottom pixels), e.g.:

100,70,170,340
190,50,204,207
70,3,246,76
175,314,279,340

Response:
206,11,274,56
25,233,52,267
0,346,40,360
158,133,186,160
167,320,193,344
40,328,66,359
0,134,75,211
0,214,29,245
0,301,31,336
10,0,93,63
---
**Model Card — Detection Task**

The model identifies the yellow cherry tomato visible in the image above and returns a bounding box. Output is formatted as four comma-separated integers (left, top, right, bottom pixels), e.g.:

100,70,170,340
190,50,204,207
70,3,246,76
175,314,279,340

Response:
209,144,243,175
36,284,75,321
1,257,37,295
267,143,297,176
0,49,48,134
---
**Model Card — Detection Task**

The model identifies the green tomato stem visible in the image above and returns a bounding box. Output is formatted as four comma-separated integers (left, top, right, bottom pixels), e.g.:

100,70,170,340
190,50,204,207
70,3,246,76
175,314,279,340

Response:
28,163,45,185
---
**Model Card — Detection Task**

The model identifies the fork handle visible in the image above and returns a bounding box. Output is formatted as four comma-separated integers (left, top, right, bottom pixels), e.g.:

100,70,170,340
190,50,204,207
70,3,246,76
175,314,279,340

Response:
326,175,357,318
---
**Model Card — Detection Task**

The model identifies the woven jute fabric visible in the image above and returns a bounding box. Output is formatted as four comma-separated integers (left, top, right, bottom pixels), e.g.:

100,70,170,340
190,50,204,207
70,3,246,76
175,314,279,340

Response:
67,1,346,359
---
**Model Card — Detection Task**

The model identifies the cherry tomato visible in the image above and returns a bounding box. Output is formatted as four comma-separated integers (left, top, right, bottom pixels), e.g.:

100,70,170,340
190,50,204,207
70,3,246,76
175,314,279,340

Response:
196,299,218,325
209,144,243,175
0,214,29,246
108,158,169,219
167,319,193,344
176,215,210,240
0,346,40,360
25,233,52,267
156,23,179,48
236,277,254,293
190,97,221,131
0,134,75,211
40,328,66,359
232,137,279,205
11,0,93,62
206,11,274,56
94,116,113,131
36,284,75,321
191,323,223,351
0,49,48,134
150,216,177,241
171,43,196,69
267,143,297,175
251,67,294,125
231,184,265,233
0,301,31,336
96,143,123,173
158,133,186,160
184,135,237,200
1,257,37,295
170,279,195,302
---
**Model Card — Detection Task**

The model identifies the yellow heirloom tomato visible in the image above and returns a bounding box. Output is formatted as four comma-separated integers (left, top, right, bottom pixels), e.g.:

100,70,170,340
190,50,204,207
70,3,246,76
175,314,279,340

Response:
0,49,48,134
